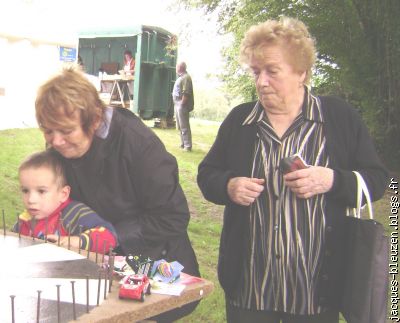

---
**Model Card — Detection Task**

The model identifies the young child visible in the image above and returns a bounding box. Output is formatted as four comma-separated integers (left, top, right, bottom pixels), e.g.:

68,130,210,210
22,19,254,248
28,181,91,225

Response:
13,150,117,254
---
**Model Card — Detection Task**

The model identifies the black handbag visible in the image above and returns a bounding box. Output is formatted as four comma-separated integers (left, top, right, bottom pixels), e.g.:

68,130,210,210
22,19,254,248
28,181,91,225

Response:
341,171,389,323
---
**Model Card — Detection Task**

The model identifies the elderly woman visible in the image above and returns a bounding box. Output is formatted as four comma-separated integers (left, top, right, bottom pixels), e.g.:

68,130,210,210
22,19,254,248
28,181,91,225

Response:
197,17,387,323
35,66,199,322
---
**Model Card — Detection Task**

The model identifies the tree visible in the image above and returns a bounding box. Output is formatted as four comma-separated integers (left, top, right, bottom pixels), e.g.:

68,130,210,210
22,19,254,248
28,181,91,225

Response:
177,0,400,169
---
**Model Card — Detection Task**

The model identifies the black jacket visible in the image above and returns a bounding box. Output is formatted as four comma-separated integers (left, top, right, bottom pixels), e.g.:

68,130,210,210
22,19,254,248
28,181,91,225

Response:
197,96,388,309
61,108,199,277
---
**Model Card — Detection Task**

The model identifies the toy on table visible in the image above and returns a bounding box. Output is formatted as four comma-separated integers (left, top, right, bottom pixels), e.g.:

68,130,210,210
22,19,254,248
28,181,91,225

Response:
158,261,173,277
150,259,184,284
125,254,153,276
118,273,151,301
110,255,134,276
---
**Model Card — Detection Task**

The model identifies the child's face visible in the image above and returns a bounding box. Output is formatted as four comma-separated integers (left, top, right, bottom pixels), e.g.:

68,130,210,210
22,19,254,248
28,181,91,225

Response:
19,166,70,220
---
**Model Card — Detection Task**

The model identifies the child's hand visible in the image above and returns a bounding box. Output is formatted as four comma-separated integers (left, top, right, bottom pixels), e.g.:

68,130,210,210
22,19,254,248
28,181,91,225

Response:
46,234,81,249
46,234,59,243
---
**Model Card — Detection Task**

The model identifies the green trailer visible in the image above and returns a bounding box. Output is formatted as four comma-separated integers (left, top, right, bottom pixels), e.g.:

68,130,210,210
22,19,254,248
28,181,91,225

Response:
78,25,177,127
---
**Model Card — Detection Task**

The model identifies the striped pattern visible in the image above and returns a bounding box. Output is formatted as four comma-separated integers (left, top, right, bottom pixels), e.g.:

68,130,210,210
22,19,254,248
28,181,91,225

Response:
14,200,117,253
61,201,117,251
62,202,100,234
231,89,330,315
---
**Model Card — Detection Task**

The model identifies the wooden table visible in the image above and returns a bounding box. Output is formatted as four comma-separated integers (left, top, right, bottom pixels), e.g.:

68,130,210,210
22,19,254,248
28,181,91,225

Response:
100,75,134,108
0,233,214,323
74,276,213,322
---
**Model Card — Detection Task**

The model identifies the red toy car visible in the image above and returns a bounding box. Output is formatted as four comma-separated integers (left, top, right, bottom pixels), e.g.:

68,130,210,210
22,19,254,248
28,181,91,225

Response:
119,274,151,301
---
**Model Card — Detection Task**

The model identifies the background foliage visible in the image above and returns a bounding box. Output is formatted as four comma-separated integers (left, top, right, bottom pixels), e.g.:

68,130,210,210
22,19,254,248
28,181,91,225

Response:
190,87,241,121
177,0,400,170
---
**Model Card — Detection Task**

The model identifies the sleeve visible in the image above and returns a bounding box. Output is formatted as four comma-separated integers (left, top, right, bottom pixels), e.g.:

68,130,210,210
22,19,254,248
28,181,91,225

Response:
180,75,192,95
325,98,388,206
81,227,117,254
197,111,237,205
63,202,118,254
130,59,135,71
113,136,191,255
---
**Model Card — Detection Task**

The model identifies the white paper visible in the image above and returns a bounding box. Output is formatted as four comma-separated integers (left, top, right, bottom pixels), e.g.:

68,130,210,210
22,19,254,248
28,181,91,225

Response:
150,281,186,296
13,243,86,263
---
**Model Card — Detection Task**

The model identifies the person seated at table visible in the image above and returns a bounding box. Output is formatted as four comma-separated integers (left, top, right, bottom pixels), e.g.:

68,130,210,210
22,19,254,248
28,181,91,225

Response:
13,149,118,254
123,50,135,76
35,66,200,322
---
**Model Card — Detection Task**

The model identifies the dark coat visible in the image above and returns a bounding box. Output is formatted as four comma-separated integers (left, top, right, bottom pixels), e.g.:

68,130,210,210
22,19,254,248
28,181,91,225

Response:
197,96,388,309
61,108,199,277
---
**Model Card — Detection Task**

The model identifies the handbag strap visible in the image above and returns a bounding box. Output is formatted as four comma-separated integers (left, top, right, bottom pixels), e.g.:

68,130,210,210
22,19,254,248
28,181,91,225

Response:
348,171,374,219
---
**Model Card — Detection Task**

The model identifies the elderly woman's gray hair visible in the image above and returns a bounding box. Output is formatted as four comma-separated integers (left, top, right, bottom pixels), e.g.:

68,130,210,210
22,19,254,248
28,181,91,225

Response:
240,16,317,84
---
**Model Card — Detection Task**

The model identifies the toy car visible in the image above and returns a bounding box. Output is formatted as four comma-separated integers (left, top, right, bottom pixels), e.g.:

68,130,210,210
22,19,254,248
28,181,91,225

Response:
119,274,151,301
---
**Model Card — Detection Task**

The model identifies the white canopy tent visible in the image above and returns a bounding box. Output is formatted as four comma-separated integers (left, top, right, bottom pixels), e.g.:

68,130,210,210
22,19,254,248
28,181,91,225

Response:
0,34,76,129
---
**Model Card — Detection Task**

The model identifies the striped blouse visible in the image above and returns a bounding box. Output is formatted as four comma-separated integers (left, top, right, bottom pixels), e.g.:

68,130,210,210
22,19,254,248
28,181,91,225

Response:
230,89,330,315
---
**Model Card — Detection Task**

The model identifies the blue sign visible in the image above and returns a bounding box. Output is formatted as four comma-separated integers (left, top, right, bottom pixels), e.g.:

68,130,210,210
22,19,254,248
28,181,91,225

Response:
59,47,77,62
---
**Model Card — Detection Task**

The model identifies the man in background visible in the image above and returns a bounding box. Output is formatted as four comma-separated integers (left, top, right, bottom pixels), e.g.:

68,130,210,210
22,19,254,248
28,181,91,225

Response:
172,62,194,152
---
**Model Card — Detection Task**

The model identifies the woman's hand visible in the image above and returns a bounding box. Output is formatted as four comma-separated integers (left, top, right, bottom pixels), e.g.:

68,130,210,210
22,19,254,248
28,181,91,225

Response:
227,177,265,206
283,166,334,198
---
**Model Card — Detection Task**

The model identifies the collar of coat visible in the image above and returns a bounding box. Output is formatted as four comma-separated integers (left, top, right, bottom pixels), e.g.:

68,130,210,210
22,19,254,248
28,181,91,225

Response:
242,86,325,126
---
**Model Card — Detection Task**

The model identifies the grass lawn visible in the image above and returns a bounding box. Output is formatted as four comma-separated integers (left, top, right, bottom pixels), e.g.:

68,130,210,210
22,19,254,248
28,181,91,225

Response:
0,118,395,323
